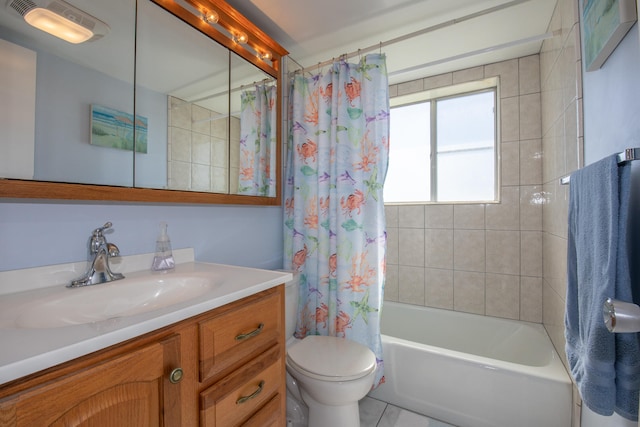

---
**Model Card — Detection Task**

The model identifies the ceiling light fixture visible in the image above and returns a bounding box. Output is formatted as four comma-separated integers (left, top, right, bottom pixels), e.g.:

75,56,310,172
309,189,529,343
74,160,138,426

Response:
9,0,110,44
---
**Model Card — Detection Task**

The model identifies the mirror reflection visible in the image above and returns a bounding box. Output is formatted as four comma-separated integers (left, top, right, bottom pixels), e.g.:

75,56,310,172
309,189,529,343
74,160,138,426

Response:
0,0,278,197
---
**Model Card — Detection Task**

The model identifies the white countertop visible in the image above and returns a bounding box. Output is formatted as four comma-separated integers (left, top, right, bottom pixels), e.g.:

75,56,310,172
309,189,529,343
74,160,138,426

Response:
0,251,292,385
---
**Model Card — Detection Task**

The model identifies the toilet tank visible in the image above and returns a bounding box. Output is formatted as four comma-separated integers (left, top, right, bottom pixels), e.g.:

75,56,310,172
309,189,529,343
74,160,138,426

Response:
283,271,299,339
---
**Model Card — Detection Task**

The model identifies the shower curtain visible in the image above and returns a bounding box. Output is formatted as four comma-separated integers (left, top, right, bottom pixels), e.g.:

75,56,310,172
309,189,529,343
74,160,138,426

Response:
284,54,389,388
238,84,277,197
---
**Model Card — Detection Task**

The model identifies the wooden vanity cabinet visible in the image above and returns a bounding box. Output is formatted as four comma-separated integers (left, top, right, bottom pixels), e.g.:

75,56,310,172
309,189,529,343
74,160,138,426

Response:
0,285,285,426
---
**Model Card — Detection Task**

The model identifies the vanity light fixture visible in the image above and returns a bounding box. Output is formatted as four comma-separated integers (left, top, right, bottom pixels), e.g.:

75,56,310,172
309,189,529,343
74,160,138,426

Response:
9,0,110,44
232,30,248,44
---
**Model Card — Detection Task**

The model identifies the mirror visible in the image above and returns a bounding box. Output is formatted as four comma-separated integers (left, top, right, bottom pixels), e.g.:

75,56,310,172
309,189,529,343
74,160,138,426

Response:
0,0,287,204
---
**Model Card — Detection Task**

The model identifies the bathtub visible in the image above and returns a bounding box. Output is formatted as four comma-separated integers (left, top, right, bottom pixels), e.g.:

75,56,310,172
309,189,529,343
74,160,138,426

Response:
368,302,572,427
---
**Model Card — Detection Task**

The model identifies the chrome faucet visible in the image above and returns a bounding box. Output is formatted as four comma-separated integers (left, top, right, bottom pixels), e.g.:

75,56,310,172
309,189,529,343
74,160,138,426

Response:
69,222,125,288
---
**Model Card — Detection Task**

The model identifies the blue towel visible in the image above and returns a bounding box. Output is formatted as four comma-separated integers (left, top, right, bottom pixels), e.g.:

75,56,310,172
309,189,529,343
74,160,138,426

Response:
565,154,640,421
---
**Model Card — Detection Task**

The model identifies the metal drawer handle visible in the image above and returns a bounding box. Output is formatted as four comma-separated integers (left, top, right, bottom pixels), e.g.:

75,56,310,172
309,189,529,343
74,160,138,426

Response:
235,323,264,341
236,380,265,405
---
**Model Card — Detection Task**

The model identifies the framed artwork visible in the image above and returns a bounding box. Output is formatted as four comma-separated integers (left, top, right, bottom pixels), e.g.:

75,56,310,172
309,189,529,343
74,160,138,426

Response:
90,104,148,153
582,0,637,71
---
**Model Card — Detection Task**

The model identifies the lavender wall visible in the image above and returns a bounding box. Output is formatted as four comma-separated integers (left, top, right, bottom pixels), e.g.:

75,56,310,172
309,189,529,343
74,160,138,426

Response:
0,202,283,272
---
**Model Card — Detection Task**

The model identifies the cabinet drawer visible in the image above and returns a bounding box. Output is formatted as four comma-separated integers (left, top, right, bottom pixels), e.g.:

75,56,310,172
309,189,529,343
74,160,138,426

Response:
199,288,282,382
200,346,282,427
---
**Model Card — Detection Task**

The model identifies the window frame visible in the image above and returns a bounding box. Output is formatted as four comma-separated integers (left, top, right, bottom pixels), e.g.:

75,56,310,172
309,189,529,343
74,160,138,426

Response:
387,77,501,204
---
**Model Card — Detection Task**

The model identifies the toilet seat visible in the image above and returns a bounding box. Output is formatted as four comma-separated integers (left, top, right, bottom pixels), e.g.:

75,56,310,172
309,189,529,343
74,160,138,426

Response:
286,336,376,382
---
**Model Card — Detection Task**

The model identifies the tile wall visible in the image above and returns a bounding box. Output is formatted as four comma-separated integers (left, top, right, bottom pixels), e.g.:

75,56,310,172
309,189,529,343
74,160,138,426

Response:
385,55,544,322
539,0,583,424
540,0,582,367
167,96,240,193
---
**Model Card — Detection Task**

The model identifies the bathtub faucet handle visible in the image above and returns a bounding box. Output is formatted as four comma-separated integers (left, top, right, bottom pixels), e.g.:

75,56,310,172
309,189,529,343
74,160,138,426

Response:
603,298,640,333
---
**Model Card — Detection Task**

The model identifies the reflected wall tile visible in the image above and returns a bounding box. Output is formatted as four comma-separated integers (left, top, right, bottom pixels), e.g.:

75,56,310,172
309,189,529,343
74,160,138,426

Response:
211,116,227,139
486,186,520,230
192,133,211,165
425,268,454,309
169,97,191,130
486,230,520,275
212,166,228,193
486,273,520,319
453,204,485,229
169,161,190,190
399,205,424,228
425,204,453,229
191,163,211,191
170,127,191,162
425,228,453,269
399,266,425,305
192,105,211,135
211,137,227,168
453,271,485,314
453,230,485,272
399,228,424,267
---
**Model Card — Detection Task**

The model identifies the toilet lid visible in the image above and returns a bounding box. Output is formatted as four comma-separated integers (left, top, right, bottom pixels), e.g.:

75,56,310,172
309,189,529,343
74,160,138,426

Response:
287,336,376,381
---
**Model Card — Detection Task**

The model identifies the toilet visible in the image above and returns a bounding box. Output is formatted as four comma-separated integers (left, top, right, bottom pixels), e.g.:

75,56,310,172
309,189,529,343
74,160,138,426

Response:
284,274,377,427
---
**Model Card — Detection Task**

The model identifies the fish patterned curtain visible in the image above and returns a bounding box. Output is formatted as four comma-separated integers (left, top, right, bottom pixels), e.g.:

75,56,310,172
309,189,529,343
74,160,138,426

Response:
284,54,389,388
238,84,277,197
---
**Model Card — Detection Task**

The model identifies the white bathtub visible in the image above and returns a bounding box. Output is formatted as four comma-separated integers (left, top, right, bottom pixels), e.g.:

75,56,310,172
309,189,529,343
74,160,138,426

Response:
368,302,572,427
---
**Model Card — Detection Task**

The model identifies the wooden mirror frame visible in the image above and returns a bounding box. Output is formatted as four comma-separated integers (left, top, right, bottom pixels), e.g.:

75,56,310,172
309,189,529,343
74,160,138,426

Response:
0,0,288,206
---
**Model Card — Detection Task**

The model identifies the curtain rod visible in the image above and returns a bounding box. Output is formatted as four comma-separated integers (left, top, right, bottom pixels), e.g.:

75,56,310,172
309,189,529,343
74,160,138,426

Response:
289,0,533,75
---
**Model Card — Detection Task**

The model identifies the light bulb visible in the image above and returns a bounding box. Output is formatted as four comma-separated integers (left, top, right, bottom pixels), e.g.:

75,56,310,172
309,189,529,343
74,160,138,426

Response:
233,31,248,44
204,11,219,24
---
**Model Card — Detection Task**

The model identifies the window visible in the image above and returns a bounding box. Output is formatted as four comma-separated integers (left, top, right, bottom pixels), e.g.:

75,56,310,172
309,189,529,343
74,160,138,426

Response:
384,78,498,203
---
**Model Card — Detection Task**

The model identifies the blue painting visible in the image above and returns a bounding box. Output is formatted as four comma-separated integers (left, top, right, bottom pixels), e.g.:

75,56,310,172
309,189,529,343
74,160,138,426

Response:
90,104,148,153
582,0,637,71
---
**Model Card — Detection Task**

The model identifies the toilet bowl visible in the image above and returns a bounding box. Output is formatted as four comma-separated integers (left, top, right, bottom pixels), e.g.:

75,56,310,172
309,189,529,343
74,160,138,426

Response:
283,273,377,427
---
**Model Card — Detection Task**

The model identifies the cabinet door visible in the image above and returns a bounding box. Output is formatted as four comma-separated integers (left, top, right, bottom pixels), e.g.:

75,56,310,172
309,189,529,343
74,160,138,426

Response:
0,335,182,426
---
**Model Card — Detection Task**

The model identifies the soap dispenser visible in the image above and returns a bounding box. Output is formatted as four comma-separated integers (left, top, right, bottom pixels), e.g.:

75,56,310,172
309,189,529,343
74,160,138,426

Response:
151,222,175,272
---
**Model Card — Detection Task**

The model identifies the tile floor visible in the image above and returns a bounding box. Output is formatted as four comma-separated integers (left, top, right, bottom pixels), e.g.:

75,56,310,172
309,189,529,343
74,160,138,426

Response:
359,397,456,427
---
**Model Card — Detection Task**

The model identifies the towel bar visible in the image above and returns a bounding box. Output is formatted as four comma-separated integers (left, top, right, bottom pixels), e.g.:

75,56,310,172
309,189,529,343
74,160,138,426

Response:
559,147,640,185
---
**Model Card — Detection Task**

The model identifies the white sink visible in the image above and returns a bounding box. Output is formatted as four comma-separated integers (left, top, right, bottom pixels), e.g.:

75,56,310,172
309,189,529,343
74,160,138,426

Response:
3,274,217,329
